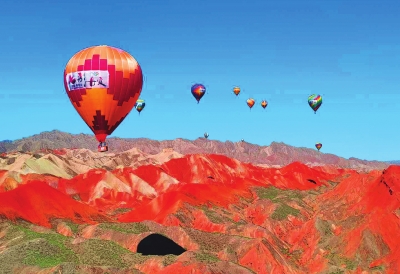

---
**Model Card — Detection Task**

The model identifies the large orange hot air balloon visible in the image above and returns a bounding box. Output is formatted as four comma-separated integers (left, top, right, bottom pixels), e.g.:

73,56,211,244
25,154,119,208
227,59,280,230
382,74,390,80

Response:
64,45,143,151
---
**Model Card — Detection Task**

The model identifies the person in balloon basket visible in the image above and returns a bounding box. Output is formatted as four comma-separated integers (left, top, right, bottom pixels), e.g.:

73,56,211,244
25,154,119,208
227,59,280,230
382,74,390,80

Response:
98,142,107,151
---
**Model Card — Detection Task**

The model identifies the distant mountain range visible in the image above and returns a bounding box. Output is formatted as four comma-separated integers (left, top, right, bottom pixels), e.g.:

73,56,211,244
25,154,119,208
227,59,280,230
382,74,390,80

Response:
0,130,392,171
387,160,400,165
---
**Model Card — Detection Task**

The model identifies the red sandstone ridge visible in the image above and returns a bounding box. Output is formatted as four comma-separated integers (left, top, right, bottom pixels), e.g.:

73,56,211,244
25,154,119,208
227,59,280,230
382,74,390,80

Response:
117,155,339,223
0,180,110,227
0,150,399,273
315,166,400,272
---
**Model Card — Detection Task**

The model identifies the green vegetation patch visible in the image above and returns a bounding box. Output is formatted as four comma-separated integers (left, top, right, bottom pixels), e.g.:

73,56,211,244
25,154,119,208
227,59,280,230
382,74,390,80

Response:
0,239,60,271
370,265,385,271
184,229,231,252
74,239,129,267
201,206,224,224
327,180,339,186
163,254,177,266
342,257,357,270
287,190,305,200
194,252,219,263
255,187,305,203
271,204,300,221
255,187,280,200
280,247,290,255
315,218,332,240
112,208,133,215
329,270,345,274
122,252,154,265
98,222,150,234
325,251,358,271
24,246,65,268
226,245,235,255
20,226,78,267
1,223,25,244
0,224,79,271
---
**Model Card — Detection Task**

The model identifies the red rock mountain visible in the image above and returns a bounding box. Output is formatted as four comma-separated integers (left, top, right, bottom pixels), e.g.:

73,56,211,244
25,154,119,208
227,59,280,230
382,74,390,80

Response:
0,147,399,273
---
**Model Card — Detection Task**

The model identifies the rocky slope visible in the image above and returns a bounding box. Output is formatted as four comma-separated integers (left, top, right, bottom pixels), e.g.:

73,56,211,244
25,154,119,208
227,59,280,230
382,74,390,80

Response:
0,149,399,273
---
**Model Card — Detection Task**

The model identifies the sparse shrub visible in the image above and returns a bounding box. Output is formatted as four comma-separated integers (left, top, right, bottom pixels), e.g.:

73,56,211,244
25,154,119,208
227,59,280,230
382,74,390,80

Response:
16,226,79,267
98,222,150,234
163,254,177,266
195,252,219,263
6,157,16,165
75,239,129,267
255,187,279,200
32,153,42,159
271,204,300,220
202,206,224,224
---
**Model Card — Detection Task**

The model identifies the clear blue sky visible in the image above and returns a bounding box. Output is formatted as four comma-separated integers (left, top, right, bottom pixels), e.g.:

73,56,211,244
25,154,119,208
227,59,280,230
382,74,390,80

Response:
0,0,399,161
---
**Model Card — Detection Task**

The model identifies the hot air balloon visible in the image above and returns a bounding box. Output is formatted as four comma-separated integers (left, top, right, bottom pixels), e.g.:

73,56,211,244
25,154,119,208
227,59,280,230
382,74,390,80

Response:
308,94,322,114
191,84,206,103
204,132,209,139
64,45,143,152
241,139,244,142
261,100,268,109
233,87,240,96
315,143,322,151
247,98,255,109
135,99,145,114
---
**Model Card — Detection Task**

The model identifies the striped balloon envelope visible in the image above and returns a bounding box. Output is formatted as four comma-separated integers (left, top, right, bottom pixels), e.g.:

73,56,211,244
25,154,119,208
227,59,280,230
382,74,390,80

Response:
63,45,143,143
308,94,322,114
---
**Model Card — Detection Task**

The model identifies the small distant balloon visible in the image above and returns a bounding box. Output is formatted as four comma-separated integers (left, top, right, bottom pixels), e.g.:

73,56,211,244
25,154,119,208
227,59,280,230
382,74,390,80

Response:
204,132,209,139
135,99,145,114
308,94,322,114
191,84,206,103
233,87,241,96
315,143,322,151
261,100,268,109
247,98,255,109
